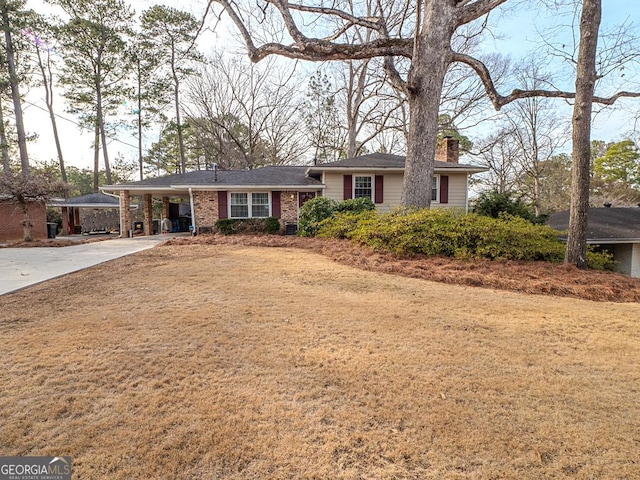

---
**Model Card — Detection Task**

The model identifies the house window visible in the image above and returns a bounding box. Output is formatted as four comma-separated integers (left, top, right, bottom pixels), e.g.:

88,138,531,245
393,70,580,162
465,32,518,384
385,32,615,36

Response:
229,192,270,218
230,193,249,218
354,176,372,199
251,193,269,218
432,175,439,203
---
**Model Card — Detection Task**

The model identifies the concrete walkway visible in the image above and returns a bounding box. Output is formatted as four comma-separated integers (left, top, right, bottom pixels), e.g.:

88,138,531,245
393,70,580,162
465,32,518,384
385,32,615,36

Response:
0,236,166,296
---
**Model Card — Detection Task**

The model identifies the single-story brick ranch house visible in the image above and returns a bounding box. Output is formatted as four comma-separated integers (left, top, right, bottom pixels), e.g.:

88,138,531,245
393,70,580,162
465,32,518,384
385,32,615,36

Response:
548,207,640,278
100,139,486,236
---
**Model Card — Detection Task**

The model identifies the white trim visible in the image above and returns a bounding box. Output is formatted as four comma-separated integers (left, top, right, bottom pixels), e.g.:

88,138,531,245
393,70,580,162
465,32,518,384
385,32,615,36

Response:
307,166,486,174
101,184,325,194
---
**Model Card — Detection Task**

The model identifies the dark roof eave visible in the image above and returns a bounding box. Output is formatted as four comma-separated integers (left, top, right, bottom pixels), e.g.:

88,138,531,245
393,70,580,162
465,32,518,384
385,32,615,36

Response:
100,184,324,192
307,165,487,175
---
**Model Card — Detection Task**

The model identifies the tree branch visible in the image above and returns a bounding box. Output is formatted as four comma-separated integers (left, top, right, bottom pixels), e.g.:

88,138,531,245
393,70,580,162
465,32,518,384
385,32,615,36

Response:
212,0,411,62
452,52,640,109
457,0,508,26
286,3,386,33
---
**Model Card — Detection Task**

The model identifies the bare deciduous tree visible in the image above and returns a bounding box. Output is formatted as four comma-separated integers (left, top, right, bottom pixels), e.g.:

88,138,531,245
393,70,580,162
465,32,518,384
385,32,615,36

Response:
185,53,306,169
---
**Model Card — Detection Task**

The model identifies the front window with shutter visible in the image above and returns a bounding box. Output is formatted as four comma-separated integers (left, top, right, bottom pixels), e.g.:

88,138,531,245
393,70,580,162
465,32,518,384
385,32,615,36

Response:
432,176,439,202
229,192,270,218
354,176,373,199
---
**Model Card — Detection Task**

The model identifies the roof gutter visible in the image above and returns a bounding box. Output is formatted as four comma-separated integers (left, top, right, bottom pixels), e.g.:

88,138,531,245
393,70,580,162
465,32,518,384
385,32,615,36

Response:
188,187,196,235
174,184,325,191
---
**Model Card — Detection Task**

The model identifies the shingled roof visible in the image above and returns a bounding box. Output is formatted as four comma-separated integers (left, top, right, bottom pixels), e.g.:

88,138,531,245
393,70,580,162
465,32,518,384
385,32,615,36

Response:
105,166,323,189
548,208,640,242
49,193,123,208
307,153,486,172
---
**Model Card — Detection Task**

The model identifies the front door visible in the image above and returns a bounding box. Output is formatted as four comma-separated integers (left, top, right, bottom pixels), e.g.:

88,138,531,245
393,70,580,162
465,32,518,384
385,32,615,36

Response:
298,192,316,208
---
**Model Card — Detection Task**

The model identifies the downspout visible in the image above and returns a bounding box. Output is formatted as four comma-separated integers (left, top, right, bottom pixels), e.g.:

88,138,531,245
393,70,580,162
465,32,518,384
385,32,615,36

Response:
188,187,197,235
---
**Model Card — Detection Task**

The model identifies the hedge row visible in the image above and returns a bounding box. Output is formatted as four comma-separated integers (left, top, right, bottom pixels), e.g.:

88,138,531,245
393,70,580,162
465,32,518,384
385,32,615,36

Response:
316,208,615,270
215,217,281,235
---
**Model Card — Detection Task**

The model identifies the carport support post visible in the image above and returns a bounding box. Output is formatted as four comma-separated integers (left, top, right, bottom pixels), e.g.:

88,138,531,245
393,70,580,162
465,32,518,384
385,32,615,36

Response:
162,196,170,220
143,194,153,236
60,206,69,236
119,190,131,238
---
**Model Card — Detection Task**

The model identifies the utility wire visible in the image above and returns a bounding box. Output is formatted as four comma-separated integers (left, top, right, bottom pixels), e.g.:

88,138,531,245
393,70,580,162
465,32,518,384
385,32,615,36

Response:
23,98,142,150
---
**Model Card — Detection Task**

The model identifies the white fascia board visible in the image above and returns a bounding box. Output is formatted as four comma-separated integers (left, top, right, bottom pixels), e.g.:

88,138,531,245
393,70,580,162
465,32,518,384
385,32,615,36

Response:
587,239,640,244
100,185,175,193
173,184,325,191
307,167,404,174
435,167,488,174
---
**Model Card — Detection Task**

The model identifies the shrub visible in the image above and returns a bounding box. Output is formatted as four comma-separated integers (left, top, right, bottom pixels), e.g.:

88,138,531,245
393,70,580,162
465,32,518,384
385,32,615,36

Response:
472,190,537,222
264,216,281,234
215,217,281,235
334,197,376,214
586,248,617,271
318,208,563,261
298,197,338,236
317,207,615,271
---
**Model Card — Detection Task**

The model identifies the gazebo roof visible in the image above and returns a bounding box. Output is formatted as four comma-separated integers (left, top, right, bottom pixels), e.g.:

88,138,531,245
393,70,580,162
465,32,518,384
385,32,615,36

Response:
49,193,135,208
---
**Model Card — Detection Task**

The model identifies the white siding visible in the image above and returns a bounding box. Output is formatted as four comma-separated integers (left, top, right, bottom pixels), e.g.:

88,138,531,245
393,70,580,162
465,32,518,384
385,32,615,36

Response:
323,172,345,203
322,171,470,212
435,173,468,211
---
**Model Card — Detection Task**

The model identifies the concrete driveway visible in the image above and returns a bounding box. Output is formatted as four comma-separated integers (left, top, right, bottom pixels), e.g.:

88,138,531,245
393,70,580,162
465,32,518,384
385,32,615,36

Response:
0,237,165,296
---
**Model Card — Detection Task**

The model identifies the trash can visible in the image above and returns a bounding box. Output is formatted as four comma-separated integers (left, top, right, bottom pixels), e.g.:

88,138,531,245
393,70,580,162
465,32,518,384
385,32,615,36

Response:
46,222,57,239
133,221,144,231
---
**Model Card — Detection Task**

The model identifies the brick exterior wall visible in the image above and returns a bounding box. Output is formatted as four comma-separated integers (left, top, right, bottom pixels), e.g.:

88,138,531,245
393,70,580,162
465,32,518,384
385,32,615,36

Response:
0,200,47,242
193,191,218,231
119,191,131,237
279,191,299,229
143,194,153,236
436,137,459,163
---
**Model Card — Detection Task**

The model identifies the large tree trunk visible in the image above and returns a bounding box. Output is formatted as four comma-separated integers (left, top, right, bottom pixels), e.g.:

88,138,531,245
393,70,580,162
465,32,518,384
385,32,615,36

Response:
36,46,67,183
137,58,144,181
565,0,601,268
20,200,32,242
174,81,187,174
93,119,100,193
1,6,29,175
0,97,10,173
401,2,454,208
96,80,112,185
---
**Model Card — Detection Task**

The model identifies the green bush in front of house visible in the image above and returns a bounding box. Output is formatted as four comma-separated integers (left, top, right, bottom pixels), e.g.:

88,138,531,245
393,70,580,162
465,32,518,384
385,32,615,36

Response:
316,208,615,270
297,197,339,236
215,217,281,235
334,197,376,214
298,196,375,237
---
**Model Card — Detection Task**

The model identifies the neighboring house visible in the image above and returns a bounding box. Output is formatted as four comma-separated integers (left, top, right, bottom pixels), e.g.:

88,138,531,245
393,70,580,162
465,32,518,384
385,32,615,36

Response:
48,193,138,235
0,198,47,242
100,138,486,236
548,207,640,278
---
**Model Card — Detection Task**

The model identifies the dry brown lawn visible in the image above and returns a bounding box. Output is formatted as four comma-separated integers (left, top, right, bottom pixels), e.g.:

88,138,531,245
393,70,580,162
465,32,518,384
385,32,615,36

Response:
1,241,639,479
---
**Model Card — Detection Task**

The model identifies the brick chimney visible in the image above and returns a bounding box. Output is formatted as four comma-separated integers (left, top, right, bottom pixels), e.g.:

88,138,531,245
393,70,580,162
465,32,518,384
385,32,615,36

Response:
435,136,459,164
